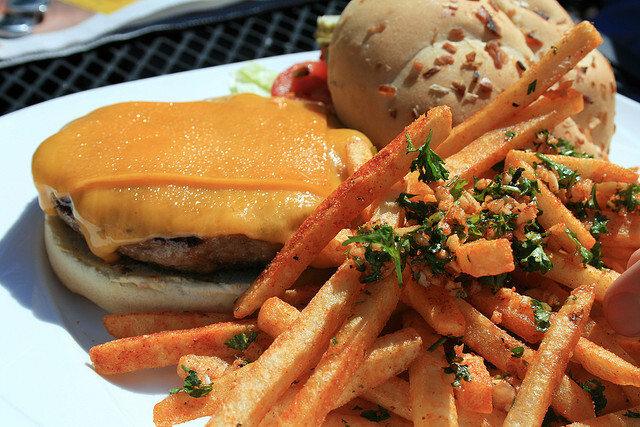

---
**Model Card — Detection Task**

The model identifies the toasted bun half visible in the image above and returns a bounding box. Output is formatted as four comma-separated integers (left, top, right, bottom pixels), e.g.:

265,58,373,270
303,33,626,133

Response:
328,0,616,156
44,215,255,314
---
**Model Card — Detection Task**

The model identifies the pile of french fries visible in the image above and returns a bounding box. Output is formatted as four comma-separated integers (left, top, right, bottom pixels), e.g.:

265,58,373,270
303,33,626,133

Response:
89,22,640,426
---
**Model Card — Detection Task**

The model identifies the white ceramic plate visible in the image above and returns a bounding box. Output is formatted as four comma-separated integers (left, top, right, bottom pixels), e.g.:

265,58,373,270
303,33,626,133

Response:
0,52,638,427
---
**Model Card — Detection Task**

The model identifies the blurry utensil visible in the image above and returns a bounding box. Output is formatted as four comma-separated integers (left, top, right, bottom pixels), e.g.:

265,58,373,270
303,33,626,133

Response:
0,0,50,38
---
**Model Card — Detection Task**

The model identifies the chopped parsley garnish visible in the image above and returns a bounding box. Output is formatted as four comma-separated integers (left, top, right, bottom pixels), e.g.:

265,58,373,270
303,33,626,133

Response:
611,183,640,213
505,131,516,140
332,337,338,345
478,273,510,294
473,168,539,201
344,224,407,285
624,410,640,418
562,228,604,269
170,365,213,398
534,153,581,189
444,349,472,387
406,130,450,183
542,408,569,426
225,330,258,350
586,184,601,211
511,347,525,358
530,299,552,332
527,80,537,95
448,176,469,201
444,362,472,387
513,229,553,274
405,223,452,275
565,228,594,266
580,379,607,414
427,336,448,352
567,184,601,220
466,212,517,242
359,406,391,422
587,241,605,270
396,193,438,222
548,137,592,158
590,212,610,239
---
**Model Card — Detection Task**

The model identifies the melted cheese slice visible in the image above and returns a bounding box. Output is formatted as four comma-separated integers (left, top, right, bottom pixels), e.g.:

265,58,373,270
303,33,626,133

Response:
32,93,370,262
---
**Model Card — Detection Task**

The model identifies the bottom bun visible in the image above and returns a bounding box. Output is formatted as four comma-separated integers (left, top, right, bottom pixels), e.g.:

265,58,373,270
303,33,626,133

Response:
44,215,260,314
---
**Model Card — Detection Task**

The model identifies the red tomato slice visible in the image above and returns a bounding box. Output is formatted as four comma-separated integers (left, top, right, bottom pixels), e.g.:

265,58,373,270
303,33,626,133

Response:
271,59,332,107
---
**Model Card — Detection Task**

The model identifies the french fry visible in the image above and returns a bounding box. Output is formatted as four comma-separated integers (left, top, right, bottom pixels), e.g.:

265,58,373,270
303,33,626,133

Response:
515,269,571,308
177,355,232,382
567,362,636,415
506,150,639,184
573,338,640,387
261,328,423,425
315,228,353,267
255,297,423,414
552,374,598,421
452,296,529,378
445,87,583,182
616,339,640,365
503,285,595,426
401,279,466,337
280,272,403,425
565,404,640,426
545,250,620,301
435,21,602,157
457,407,507,426
334,328,423,409
102,311,234,338
403,311,458,426
408,346,455,425
363,181,406,227
501,84,582,127
153,364,252,427
599,214,640,248
452,349,494,414
207,259,364,426
491,376,517,413
90,320,256,375
258,297,300,337
324,411,411,427
548,223,587,258
444,113,553,182
362,377,412,421
233,106,452,318
281,283,323,308
452,295,595,421
582,319,638,365
346,135,375,175
327,397,412,426
454,238,515,277
535,177,597,249
471,286,640,386
469,287,545,344
507,154,597,250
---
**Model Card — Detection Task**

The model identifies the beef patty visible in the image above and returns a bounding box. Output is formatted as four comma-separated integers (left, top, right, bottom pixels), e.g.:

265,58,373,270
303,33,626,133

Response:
54,197,283,274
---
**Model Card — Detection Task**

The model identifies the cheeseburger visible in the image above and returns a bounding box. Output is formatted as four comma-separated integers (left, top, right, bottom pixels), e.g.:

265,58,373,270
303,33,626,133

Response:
327,0,616,157
32,93,372,313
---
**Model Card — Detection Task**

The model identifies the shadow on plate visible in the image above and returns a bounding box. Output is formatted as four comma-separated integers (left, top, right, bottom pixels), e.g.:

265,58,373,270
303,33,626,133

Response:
0,198,112,352
95,364,185,395
0,199,246,396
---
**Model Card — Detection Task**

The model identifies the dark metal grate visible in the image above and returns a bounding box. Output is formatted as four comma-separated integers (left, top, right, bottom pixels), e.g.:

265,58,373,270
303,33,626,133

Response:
1,0,637,116
0,0,350,116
